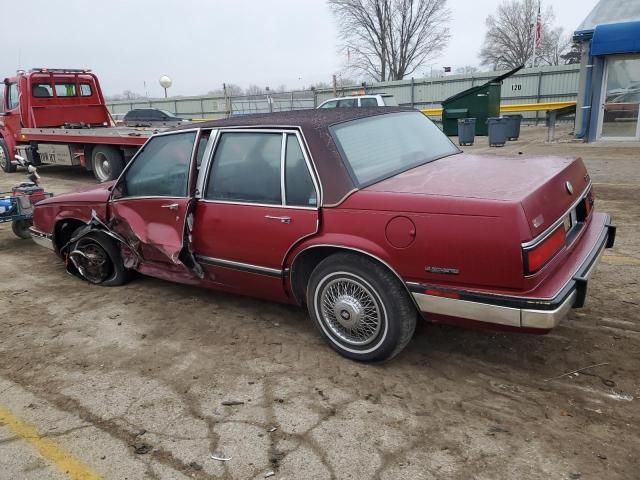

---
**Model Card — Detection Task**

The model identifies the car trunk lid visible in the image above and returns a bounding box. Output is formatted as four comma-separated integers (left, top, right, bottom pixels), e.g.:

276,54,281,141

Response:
365,152,590,237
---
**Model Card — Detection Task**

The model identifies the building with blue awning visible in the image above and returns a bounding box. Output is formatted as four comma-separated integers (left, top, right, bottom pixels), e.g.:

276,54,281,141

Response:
574,0,640,142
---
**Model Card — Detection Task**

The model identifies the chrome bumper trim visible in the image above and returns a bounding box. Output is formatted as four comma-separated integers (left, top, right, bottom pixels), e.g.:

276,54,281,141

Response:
29,228,55,251
411,216,614,330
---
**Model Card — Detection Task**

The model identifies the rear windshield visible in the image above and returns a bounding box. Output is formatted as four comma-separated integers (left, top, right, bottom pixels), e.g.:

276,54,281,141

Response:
331,111,459,187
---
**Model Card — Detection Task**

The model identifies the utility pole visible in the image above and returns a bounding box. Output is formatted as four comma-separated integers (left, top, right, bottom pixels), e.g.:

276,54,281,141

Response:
332,74,337,97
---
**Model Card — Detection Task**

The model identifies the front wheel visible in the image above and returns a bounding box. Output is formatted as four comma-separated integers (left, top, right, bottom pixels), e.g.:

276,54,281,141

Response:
0,139,16,173
12,219,32,239
306,253,417,362
69,232,130,286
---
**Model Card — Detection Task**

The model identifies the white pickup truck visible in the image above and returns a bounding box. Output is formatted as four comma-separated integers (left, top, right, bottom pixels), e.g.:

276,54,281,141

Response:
317,94,398,109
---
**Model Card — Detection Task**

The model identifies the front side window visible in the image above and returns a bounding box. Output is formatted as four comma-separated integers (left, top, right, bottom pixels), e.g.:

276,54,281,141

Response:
331,111,459,187
337,98,357,108
33,84,53,97
206,132,282,204
55,83,76,97
119,131,196,198
7,84,19,110
319,100,338,109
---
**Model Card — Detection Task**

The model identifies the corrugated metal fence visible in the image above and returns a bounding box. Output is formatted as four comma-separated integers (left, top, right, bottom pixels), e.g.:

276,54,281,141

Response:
107,64,579,121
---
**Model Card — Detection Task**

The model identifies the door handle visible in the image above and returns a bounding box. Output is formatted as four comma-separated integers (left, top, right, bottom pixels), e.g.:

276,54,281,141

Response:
265,215,291,224
161,203,179,210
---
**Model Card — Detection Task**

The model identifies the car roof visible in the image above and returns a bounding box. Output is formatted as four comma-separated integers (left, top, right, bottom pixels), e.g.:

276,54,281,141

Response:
320,95,382,102
173,107,409,205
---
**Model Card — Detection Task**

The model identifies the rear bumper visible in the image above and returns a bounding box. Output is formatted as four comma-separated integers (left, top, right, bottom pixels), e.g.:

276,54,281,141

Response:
410,216,615,331
29,227,55,251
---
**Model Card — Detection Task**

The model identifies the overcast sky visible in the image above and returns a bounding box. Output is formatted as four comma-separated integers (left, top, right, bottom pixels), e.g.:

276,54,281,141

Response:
2,0,598,97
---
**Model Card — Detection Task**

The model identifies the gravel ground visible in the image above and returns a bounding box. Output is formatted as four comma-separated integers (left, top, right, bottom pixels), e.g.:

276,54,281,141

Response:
0,125,638,480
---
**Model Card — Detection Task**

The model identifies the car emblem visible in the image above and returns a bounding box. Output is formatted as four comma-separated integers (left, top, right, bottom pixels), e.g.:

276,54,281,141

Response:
565,181,574,195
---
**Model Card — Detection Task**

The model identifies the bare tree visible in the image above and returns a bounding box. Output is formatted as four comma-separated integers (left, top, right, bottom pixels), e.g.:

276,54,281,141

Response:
479,0,569,69
328,0,450,81
245,85,266,96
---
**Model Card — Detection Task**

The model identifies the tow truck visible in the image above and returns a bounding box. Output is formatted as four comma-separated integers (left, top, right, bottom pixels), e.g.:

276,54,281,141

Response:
0,68,162,182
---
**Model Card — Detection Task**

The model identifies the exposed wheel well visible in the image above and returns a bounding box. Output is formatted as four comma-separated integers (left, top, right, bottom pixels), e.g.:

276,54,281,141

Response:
289,246,412,307
54,218,86,252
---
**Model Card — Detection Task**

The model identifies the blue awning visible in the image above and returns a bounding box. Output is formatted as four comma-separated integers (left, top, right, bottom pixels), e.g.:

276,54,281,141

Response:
591,21,640,56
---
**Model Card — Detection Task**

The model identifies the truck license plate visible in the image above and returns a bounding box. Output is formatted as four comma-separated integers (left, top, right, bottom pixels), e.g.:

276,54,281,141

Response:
37,144,74,166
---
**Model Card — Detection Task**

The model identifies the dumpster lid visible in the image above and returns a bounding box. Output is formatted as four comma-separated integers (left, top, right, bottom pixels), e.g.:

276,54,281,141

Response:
444,108,468,117
442,65,524,104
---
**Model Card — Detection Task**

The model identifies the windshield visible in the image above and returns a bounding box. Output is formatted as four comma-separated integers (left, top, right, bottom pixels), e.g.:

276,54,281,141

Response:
331,111,459,187
160,109,178,117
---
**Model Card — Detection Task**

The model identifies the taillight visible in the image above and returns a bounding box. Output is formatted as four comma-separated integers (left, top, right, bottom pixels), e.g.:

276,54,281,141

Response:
523,226,566,275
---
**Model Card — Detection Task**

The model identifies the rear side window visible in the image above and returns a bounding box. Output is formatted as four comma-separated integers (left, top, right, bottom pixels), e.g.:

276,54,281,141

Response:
33,84,53,97
206,132,282,205
55,83,76,97
360,98,378,107
80,84,92,96
285,135,317,207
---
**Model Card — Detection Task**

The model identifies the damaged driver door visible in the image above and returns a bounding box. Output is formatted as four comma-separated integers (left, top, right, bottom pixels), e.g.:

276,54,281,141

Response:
108,129,200,274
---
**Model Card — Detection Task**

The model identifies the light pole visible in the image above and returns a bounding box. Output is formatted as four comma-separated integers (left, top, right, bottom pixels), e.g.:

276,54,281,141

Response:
159,75,172,98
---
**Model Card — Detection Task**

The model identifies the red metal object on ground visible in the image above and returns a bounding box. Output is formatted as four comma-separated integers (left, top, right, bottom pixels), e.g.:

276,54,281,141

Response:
0,68,157,182
28,109,616,361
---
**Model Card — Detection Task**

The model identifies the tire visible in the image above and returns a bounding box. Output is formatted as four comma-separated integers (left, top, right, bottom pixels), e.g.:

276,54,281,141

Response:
0,138,16,173
12,219,32,239
91,146,124,182
306,253,417,362
69,231,131,286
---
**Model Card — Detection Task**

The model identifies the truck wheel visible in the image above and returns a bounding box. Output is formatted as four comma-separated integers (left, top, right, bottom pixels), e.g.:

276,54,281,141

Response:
306,253,417,362
69,231,131,286
0,139,16,173
12,219,33,239
91,146,124,182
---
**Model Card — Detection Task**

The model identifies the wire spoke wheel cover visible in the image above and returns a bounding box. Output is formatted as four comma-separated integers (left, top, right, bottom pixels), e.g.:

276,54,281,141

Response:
71,239,113,284
315,272,387,351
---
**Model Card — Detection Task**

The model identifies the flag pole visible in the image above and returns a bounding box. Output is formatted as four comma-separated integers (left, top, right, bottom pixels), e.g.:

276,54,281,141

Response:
532,0,541,68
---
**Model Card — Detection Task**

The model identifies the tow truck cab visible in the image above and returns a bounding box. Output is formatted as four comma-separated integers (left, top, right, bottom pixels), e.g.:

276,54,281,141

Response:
0,68,150,182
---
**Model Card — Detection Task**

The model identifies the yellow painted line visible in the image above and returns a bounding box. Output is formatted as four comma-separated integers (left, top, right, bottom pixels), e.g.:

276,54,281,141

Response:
602,254,640,266
421,101,577,117
0,405,101,480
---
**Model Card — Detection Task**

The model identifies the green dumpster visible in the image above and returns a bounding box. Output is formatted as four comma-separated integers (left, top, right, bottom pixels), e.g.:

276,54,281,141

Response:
441,65,523,136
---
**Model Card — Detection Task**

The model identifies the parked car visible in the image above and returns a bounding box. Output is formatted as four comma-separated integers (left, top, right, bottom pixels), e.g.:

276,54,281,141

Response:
29,108,615,361
317,94,398,109
123,108,187,127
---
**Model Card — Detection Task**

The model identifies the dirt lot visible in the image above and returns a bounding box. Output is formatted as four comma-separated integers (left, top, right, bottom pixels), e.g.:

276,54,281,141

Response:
0,126,638,480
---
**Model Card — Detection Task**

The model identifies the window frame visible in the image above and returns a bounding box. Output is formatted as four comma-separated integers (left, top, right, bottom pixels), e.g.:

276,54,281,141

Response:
110,128,204,202
7,83,19,110
197,128,321,210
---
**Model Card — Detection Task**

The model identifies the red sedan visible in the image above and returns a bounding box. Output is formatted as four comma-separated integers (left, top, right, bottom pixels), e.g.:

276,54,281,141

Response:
30,108,616,361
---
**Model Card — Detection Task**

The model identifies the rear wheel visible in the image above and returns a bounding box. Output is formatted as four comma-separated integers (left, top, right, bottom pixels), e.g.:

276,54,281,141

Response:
12,219,32,239
91,146,124,182
69,232,130,286
306,253,417,362
0,139,16,173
